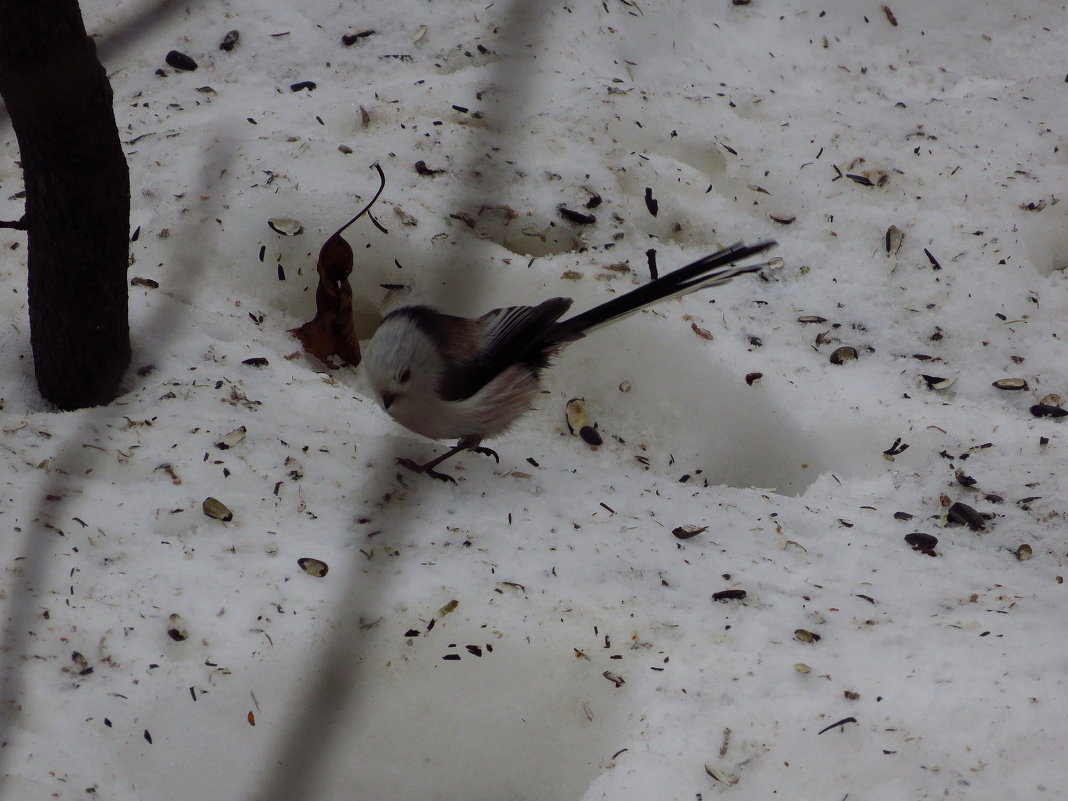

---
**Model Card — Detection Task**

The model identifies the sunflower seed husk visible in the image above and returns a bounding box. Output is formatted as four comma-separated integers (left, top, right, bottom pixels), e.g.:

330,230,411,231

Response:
579,425,603,447
215,425,247,450
712,589,747,601
565,397,588,435
1031,403,1068,418
165,50,198,71
672,524,708,540
167,613,189,642
885,225,905,255
904,532,938,555
602,670,625,687
438,599,459,615
829,346,858,365
992,378,1028,391
285,456,304,479
922,374,957,390
1015,543,1033,561
947,501,984,530
298,557,328,577
219,30,240,51
268,218,304,236
202,497,233,521
704,764,740,785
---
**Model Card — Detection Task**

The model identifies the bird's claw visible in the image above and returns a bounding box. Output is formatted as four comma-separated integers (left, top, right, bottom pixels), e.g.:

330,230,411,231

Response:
472,446,500,463
396,457,456,483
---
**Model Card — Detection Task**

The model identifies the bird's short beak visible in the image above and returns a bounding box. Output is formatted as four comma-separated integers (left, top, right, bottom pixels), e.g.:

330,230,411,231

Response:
380,392,396,410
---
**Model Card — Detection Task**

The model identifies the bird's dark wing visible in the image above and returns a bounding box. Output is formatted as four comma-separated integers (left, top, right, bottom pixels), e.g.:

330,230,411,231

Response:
438,297,572,399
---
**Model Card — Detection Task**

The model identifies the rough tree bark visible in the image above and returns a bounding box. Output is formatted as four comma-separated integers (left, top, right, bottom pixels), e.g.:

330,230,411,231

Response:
0,0,131,410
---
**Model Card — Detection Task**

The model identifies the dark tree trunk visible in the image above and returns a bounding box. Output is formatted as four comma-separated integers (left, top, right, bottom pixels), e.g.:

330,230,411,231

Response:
0,0,130,410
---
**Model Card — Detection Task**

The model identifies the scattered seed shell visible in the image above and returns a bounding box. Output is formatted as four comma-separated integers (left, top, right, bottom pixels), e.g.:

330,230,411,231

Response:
704,764,740,785
1038,393,1062,407
342,29,376,46
992,378,1028,391
202,497,233,521
298,557,329,577
414,160,445,176
1015,543,1033,561
579,425,603,447
268,218,304,236
1031,403,1068,418
885,225,905,255
904,532,938,556
71,651,91,674
798,315,828,324
438,599,459,616
165,50,198,71
712,589,747,601
285,456,304,479
947,501,984,530
215,425,247,450
690,322,714,340
565,397,588,435
602,670,625,687
673,524,708,540
794,663,811,674
829,346,858,365
219,30,240,51
559,207,596,225
922,374,957,390
794,628,821,643
166,613,189,641
644,187,659,216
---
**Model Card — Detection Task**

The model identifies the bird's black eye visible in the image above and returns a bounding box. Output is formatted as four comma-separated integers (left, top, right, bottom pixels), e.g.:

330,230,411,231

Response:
397,367,411,384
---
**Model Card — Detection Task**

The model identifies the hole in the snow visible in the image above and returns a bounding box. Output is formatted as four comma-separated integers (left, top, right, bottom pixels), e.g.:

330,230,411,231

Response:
1019,204,1068,275
472,207,586,258
554,323,896,496
252,625,627,801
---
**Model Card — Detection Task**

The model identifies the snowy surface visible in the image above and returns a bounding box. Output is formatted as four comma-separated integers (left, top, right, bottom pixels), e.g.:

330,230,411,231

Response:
2,0,1067,798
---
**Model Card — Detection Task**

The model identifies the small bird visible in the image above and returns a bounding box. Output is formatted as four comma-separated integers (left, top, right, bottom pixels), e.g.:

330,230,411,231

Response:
363,240,776,481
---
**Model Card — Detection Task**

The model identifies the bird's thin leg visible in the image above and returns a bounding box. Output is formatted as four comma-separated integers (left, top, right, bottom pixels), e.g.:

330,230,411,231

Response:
397,436,498,482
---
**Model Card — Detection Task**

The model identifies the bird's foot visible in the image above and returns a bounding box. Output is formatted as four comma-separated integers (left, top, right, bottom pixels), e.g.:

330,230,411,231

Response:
396,457,456,483
472,446,500,463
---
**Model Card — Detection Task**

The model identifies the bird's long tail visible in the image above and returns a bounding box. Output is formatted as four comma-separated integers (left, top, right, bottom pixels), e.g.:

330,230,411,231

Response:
553,240,776,340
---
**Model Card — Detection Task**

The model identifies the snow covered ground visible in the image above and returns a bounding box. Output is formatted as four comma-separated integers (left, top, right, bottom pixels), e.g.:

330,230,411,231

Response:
2,0,1067,798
